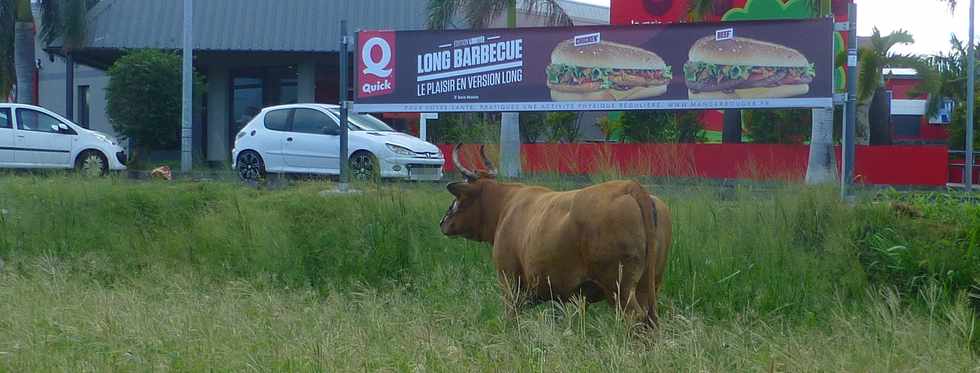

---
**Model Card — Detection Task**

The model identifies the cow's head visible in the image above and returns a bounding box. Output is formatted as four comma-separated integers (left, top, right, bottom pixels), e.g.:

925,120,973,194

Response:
440,144,496,239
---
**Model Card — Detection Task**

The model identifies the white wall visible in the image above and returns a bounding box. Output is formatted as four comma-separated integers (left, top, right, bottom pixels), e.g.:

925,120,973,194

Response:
36,56,114,136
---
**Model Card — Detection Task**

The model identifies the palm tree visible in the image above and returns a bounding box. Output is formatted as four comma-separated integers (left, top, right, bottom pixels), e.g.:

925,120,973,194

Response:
0,1,15,101
427,0,571,177
1,0,34,103
924,35,973,110
39,0,91,120
853,28,917,145
2,0,90,110
427,0,571,30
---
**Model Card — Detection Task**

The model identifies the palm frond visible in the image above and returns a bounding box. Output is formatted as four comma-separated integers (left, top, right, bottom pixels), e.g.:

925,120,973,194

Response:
39,0,63,46
524,0,572,27
427,0,461,30
61,0,87,50
941,0,957,13
464,0,509,29
857,47,881,101
871,28,914,56
890,54,943,116
38,0,89,50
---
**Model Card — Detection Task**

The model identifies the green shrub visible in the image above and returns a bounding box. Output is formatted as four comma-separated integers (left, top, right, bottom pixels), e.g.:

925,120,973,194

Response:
743,109,811,144
520,112,548,143
106,50,204,159
544,112,580,143
853,191,980,299
949,94,980,150
619,110,676,143
426,113,500,144
675,110,707,143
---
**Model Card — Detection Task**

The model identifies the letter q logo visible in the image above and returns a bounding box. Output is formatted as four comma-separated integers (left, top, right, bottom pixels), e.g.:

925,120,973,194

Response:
362,37,392,78
357,31,396,98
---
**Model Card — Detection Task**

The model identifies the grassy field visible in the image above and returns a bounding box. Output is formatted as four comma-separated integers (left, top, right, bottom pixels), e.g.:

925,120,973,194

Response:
0,175,977,371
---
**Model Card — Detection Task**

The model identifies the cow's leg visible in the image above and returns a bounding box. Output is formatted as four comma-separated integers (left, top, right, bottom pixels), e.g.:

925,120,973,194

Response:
496,270,531,319
593,261,647,324
634,270,658,327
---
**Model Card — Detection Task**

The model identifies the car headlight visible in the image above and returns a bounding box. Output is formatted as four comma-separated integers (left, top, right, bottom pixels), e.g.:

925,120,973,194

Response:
386,143,416,156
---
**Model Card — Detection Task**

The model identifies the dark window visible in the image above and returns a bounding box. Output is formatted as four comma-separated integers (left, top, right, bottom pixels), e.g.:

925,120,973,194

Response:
77,85,90,129
16,109,65,133
292,108,338,135
264,109,291,131
892,115,921,137
0,108,11,129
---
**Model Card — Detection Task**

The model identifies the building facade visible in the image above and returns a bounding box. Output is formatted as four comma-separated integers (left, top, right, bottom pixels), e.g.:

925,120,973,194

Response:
36,0,610,163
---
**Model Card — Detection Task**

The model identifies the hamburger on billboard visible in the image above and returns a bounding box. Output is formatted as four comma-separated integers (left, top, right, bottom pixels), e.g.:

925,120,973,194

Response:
352,18,834,113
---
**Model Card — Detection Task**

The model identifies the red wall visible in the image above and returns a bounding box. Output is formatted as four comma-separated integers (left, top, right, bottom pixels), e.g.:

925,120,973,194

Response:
440,143,949,186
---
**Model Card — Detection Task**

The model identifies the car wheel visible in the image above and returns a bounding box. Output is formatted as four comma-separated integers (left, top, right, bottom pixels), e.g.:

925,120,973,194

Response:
350,151,379,181
237,150,266,183
75,150,108,177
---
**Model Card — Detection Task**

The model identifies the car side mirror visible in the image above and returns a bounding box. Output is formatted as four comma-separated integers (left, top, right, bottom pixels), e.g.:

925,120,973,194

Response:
58,123,69,132
50,124,60,132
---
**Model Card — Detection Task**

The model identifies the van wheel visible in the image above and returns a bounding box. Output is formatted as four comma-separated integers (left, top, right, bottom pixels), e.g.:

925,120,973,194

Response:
75,150,108,177
350,151,379,181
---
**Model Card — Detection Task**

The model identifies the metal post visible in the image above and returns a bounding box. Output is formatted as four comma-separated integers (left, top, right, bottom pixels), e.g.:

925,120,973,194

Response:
966,0,975,192
180,0,194,173
842,2,857,199
65,53,73,120
339,20,350,189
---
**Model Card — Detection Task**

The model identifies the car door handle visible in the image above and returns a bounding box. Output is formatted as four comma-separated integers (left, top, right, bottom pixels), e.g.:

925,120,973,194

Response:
286,137,293,142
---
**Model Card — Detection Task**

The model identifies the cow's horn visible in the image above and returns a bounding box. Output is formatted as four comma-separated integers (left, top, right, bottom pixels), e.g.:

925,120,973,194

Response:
479,145,497,177
452,143,479,180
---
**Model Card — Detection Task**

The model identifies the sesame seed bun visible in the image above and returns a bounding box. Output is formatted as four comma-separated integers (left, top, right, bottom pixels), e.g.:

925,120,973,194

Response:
688,36,809,67
551,40,667,70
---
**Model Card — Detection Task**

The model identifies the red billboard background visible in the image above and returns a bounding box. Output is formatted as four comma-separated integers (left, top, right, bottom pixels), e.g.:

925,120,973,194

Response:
610,0,851,25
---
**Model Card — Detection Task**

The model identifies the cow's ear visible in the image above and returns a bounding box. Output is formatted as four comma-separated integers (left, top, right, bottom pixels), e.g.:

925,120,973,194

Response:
447,182,472,197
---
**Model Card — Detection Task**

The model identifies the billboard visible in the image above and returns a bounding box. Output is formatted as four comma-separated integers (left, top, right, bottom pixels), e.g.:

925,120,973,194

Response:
353,18,834,113
609,0,852,94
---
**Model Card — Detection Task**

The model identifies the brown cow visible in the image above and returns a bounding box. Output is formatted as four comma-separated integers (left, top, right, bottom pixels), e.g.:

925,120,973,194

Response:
440,144,672,326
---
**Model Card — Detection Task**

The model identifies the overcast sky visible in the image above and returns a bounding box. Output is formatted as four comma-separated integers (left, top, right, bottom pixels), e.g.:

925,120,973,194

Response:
575,0,973,56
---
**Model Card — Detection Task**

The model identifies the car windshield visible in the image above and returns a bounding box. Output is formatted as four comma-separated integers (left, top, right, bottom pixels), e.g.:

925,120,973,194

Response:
327,109,395,132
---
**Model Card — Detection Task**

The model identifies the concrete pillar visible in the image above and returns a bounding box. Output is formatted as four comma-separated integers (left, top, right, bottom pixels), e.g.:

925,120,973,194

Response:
297,59,316,103
805,107,837,184
207,67,229,162
500,112,521,177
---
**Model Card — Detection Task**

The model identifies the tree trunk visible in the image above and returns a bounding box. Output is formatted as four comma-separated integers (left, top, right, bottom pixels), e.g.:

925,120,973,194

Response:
805,107,837,184
855,97,872,146
13,21,35,104
722,109,742,143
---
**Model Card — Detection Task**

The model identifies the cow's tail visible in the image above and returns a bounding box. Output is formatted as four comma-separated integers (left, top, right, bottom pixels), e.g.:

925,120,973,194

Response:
628,184,669,325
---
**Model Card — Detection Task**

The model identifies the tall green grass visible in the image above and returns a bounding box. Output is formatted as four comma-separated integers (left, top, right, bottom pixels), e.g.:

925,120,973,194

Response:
0,175,976,370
